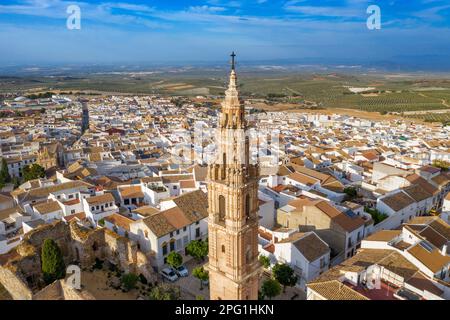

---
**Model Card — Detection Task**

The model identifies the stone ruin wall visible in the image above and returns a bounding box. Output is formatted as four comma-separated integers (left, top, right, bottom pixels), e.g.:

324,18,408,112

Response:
0,220,156,299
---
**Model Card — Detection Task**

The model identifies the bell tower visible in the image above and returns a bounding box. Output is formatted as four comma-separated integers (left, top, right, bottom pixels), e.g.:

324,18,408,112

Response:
207,52,261,300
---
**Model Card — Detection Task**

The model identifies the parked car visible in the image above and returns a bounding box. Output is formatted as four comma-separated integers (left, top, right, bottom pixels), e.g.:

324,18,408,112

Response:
161,267,178,282
175,265,189,277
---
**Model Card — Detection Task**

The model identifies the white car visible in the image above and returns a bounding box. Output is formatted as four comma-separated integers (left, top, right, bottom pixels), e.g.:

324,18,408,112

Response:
161,268,178,282
175,265,189,277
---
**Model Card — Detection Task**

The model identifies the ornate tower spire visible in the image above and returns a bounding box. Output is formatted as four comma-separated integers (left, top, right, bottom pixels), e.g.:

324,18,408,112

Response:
207,53,261,300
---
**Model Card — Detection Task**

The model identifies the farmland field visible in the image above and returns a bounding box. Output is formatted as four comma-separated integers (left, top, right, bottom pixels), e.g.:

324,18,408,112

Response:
405,112,450,125
2,70,450,114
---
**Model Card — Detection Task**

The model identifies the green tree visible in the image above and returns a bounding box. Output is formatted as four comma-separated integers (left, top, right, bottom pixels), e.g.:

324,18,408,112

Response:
259,255,271,269
149,284,181,300
41,239,66,285
272,263,298,293
432,159,449,171
0,158,10,187
166,251,183,269
12,177,21,189
186,239,208,261
22,163,46,182
121,273,139,291
192,266,209,290
261,278,281,300
343,186,357,200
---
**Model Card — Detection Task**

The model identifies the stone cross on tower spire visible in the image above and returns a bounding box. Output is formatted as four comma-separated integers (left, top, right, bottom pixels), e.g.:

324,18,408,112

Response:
230,51,236,71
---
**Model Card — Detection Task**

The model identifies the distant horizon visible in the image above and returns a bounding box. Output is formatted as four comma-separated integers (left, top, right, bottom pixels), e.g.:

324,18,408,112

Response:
0,0,449,70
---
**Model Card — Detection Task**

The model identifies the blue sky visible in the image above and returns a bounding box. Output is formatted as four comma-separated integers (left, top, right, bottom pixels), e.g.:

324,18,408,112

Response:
0,0,449,66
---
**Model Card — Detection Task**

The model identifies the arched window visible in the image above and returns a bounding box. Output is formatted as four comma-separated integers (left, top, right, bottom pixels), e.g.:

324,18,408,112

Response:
219,195,225,220
245,194,250,219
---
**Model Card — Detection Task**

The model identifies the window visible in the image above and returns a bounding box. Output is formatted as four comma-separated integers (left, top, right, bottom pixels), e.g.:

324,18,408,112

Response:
245,194,250,219
176,230,180,235
170,240,175,252
221,245,225,253
96,206,99,210
195,221,199,225
68,194,74,199
183,226,187,232
320,257,326,268
170,232,173,237
105,203,109,208
71,210,75,214
162,243,168,256
124,199,130,205
219,195,225,220
173,186,177,190
195,228,200,238
91,206,95,211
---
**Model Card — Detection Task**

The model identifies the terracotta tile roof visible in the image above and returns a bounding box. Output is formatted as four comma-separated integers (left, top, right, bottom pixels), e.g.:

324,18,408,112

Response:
13,181,93,203
407,242,450,273
403,184,432,202
119,186,144,199
417,226,448,249
132,205,160,217
161,174,193,184
63,212,86,222
161,206,191,230
142,211,176,238
104,213,134,231
63,199,80,206
365,230,401,242
142,190,208,238
278,232,330,262
0,207,24,221
287,172,318,186
171,189,208,222
193,165,208,182
405,271,443,297
34,200,62,215
180,179,196,189
85,193,115,205
380,191,415,212
308,280,369,300
315,201,365,232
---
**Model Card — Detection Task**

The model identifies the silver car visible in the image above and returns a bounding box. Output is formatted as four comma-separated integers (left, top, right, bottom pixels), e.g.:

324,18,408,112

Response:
161,267,178,282
175,265,189,277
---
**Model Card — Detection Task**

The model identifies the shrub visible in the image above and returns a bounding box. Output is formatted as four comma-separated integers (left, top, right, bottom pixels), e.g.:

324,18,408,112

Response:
259,255,271,269
121,273,139,291
149,284,181,300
